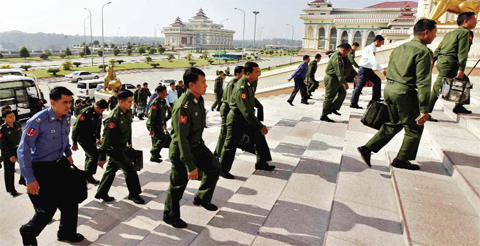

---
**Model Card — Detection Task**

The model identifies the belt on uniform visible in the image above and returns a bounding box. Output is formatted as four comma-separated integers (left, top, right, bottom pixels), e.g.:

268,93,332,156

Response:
387,80,416,90
438,54,457,60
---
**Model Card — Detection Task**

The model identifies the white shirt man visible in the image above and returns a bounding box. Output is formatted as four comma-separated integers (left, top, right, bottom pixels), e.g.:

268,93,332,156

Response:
358,43,384,74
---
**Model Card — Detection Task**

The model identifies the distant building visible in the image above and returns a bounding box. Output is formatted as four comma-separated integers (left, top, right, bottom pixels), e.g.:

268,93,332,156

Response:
300,0,418,53
163,8,235,50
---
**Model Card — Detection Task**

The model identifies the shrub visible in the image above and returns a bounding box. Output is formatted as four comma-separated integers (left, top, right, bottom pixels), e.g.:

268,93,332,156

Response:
59,53,66,59
189,61,196,67
145,56,152,63
225,66,230,76
117,59,124,64
149,48,155,55
19,46,30,59
150,63,160,68
20,65,32,71
0,64,11,69
61,61,73,70
73,62,82,67
208,59,214,65
79,51,85,58
254,55,259,60
0,53,3,59
98,64,108,69
39,53,49,60
47,68,60,76
216,70,219,75
167,54,174,62
45,50,52,56
126,49,132,56
201,51,208,59
97,50,103,57
113,47,120,56
185,53,192,61
158,47,166,54
109,59,116,66
65,48,72,57
137,47,146,55
84,46,91,55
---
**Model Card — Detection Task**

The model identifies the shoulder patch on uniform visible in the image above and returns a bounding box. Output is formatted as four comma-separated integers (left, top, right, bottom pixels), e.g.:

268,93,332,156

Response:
0,133,2,138
152,105,157,110
36,118,41,122
179,115,188,124
183,101,189,109
26,127,37,137
79,116,85,121
241,93,247,100
193,98,198,104
108,122,115,129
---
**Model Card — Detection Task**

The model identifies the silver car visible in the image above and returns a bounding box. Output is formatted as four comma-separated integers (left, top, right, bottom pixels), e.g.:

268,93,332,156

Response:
65,71,100,83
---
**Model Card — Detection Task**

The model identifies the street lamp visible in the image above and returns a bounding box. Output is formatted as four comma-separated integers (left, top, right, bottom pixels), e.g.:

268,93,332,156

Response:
154,24,159,44
101,1,112,72
117,27,121,44
84,8,93,66
253,11,259,51
287,24,294,63
83,16,89,59
258,27,264,48
234,7,245,61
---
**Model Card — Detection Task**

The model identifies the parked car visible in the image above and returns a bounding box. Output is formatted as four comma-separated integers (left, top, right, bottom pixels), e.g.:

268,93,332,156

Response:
65,71,100,83
95,83,136,94
0,69,24,77
77,79,103,99
160,78,176,86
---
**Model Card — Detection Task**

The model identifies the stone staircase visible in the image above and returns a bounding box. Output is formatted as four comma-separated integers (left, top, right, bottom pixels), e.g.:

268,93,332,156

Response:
1,79,480,246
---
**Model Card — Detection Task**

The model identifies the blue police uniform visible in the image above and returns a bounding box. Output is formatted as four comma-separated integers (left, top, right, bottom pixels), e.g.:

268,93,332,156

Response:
17,107,79,240
287,61,309,104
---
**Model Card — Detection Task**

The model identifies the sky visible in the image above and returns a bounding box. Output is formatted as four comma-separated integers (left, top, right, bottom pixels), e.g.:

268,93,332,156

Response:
0,0,400,40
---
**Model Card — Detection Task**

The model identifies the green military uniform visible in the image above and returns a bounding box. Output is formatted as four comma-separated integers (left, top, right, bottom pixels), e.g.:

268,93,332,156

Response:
429,26,473,112
176,85,186,98
0,121,22,193
220,76,272,173
215,77,240,155
133,89,140,116
71,105,103,178
211,76,224,111
137,88,151,118
366,37,432,161
345,50,359,83
146,96,168,159
164,90,220,219
74,98,87,116
306,60,319,94
322,50,347,117
96,106,142,197
108,95,118,111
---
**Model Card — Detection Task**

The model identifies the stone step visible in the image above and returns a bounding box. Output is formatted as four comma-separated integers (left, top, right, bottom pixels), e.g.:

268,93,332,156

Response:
439,100,480,140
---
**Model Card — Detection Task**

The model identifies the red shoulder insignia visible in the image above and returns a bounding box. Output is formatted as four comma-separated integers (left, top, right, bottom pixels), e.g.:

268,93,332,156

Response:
108,122,115,129
26,127,37,137
79,116,85,121
0,133,2,138
241,93,247,100
152,105,157,110
179,115,188,124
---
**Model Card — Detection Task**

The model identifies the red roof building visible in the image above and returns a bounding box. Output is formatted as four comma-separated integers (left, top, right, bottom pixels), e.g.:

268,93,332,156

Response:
365,1,418,9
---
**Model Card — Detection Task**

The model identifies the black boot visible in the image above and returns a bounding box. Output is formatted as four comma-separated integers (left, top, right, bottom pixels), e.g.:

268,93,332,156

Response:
320,115,334,122
255,161,275,171
220,171,234,179
150,155,163,163
57,232,84,243
332,110,341,116
357,146,372,168
193,196,218,211
19,225,37,246
94,194,115,202
453,105,472,114
163,214,187,228
128,194,145,204
87,175,100,185
391,159,420,170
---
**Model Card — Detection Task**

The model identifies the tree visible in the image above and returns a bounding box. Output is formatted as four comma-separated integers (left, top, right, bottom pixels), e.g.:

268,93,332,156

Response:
73,62,82,67
137,47,146,55
65,48,72,57
225,66,231,76
61,61,73,70
0,53,3,59
47,68,60,76
97,49,103,57
39,53,49,60
110,42,116,48
19,46,30,59
185,53,192,61
84,46,91,55
20,65,32,71
113,47,120,56
126,49,132,56
189,61,196,67
103,43,109,48
167,54,174,62
150,63,160,68
93,40,100,46
149,48,155,55
201,51,208,59
126,43,133,50
145,56,152,63
45,50,53,56
158,47,166,54
79,51,85,58
117,59,125,64
59,53,66,59
208,59,214,65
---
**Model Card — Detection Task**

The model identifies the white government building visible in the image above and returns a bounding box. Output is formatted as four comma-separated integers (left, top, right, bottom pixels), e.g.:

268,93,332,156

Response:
300,0,418,53
163,9,235,50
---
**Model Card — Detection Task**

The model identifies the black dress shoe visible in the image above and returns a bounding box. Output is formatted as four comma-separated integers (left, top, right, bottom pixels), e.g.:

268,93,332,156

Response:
357,146,372,168
87,176,100,185
350,104,363,109
453,105,472,114
255,162,275,171
10,190,19,197
128,194,145,204
391,159,420,170
320,115,334,122
287,101,294,106
163,214,187,228
57,233,84,243
150,156,163,163
332,110,341,116
19,176,26,186
193,196,218,211
301,101,310,105
427,114,438,122
20,225,37,246
94,194,115,202
220,171,235,179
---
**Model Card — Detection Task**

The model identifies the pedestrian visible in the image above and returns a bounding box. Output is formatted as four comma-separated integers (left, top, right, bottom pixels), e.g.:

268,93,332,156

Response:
137,82,151,120
95,90,145,204
147,85,169,163
287,55,310,106
74,96,86,116
320,43,351,122
133,84,141,117
176,80,186,98
211,71,225,111
214,66,244,157
358,19,437,170
428,12,476,117
307,54,322,97
220,62,274,179
18,86,84,245
164,67,220,229
350,35,386,109
1,110,23,197
166,82,179,122
71,99,108,185
346,42,360,84
0,105,13,170
107,90,119,111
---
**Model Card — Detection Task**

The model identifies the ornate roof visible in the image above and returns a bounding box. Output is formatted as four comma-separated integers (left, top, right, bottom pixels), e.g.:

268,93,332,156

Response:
171,17,185,27
365,1,417,9
193,8,209,20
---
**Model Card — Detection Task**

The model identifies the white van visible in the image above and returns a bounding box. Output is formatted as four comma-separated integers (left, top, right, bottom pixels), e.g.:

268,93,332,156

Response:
0,75,46,121
77,79,103,99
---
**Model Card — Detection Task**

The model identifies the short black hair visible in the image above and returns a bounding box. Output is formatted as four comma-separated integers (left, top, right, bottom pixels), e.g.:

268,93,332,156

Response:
457,12,475,26
118,90,134,101
183,67,206,89
315,54,322,59
234,66,244,75
303,55,310,61
244,62,259,74
374,35,385,42
352,42,360,46
143,82,148,86
414,19,437,35
178,80,183,84
170,82,175,86
136,84,141,87
1,105,12,113
95,99,108,109
156,85,167,93
218,71,224,75
49,86,73,101
2,110,13,118
338,43,352,50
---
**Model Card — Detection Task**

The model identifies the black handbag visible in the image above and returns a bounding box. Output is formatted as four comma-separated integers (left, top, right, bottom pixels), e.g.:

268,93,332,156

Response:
70,164,88,204
361,100,390,130
126,148,143,171
441,77,472,105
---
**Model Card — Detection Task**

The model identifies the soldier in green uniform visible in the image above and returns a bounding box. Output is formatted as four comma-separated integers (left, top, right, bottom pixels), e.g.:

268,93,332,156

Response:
320,43,351,122
107,90,119,111
176,80,186,98
71,99,108,184
133,84,141,117
146,85,169,163
346,42,360,84
307,54,322,97
0,111,23,196
95,90,145,204
164,67,220,229
137,82,151,120
74,96,86,117
220,62,274,179
428,12,476,117
211,71,226,111
214,66,244,156
358,19,437,170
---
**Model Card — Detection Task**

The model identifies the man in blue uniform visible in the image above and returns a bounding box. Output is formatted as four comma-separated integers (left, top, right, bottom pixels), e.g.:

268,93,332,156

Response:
287,55,310,106
17,86,84,245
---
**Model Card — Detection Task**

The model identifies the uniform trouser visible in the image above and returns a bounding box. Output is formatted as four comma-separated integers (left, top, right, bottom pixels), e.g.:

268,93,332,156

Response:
133,104,138,116
78,139,99,176
288,77,308,103
307,79,319,94
215,103,230,155
137,105,146,118
23,158,78,237
2,156,16,192
211,92,223,111
164,144,220,218
365,82,424,161
346,66,358,83
166,103,174,122
151,131,169,158
322,76,347,117
428,59,469,112
96,149,142,197
220,114,272,173
350,67,382,105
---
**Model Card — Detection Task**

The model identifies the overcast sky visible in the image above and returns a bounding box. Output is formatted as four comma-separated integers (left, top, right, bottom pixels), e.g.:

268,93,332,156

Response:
0,0,402,40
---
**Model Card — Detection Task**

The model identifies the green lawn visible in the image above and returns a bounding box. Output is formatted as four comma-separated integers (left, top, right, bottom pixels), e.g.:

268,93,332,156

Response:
0,53,159,63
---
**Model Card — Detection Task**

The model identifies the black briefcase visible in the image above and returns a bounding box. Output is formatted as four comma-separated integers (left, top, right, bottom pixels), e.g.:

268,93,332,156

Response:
70,164,88,204
126,148,143,171
361,100,390,130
